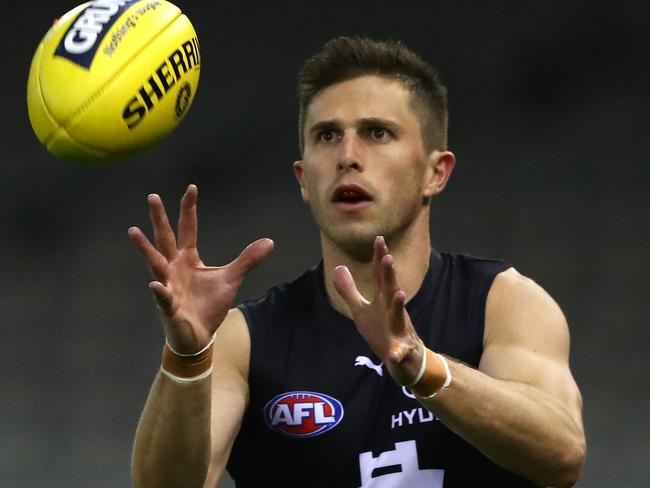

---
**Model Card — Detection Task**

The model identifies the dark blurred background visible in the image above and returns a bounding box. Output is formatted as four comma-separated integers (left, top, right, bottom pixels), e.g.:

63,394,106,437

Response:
1,1,648,486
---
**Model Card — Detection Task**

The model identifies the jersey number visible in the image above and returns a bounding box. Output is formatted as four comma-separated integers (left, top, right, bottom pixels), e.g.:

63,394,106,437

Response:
358,440,444,487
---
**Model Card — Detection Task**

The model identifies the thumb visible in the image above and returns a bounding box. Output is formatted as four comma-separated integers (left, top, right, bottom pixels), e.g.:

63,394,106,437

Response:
333,265,367,316
227,238,275,280
149,281,174,315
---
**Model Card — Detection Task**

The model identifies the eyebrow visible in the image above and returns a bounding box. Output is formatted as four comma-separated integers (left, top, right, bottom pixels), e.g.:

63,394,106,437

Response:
308,120,341,136
358,117,401,133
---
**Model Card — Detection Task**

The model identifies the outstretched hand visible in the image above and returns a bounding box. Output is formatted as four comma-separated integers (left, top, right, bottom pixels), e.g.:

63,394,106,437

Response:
128,184,274,354
333,236,424,386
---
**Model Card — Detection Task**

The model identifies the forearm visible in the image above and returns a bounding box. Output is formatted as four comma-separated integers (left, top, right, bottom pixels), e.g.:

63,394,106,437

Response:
132,372,212,488
420,360,585,487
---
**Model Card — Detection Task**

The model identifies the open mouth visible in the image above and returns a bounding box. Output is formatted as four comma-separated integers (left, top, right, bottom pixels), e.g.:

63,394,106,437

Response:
332,185,373,204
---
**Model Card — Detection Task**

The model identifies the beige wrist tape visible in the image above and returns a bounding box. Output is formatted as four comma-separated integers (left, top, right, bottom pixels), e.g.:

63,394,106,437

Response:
410,348,452,399
160,340,214,384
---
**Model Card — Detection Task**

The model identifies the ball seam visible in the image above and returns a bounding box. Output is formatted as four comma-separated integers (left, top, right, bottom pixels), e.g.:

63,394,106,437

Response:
34,44,62,141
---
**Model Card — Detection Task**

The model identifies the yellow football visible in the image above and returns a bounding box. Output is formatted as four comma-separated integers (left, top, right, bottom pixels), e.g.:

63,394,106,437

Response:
27,0,200,163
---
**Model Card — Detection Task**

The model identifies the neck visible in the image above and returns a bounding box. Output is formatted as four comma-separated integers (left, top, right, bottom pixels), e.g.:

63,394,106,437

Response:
321,212,432,318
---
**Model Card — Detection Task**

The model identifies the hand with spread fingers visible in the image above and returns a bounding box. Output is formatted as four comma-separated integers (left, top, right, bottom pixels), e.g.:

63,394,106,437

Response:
128,184,274,354
333,236,425,387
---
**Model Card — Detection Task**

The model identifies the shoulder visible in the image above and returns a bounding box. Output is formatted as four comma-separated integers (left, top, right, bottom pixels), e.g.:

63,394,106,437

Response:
209,271,316,402
212,308,251,381
480,268,584,424
485,268,569,356
482,267,573,387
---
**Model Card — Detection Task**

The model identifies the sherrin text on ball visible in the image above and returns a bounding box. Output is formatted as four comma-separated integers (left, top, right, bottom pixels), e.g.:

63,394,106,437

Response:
27,0,200,163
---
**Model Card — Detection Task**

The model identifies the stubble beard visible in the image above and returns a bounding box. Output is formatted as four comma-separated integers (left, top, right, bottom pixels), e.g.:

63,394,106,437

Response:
315,203,421,263
322,224,379,263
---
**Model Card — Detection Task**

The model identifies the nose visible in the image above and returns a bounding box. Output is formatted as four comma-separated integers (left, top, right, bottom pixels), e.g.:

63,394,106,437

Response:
337,134,363,172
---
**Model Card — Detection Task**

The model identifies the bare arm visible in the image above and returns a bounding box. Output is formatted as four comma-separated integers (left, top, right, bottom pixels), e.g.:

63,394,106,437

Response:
420,268,585,486
132,309,251,488
202,309,251,487
128,185,273,487
131,365,212,487
334,238,585,488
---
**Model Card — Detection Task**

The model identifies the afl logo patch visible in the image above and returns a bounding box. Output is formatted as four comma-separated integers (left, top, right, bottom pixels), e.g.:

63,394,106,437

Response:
264,391,344,438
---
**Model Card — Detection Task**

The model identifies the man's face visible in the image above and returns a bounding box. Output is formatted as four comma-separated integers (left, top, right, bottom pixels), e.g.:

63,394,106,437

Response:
295,75,442,259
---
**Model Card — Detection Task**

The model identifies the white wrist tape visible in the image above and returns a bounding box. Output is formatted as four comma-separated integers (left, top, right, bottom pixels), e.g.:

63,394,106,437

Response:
165,332,216,357
160,333,216,384
160,365,213,384
406,344,428,388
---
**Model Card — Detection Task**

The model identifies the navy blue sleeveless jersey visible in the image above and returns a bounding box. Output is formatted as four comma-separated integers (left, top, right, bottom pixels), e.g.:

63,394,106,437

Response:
228,250,540,487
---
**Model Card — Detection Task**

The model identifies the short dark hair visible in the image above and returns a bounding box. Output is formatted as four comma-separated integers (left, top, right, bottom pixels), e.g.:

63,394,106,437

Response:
297,36,448,154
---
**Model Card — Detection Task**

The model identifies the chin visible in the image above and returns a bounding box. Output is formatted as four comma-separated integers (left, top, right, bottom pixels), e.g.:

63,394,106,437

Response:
324,227,379,262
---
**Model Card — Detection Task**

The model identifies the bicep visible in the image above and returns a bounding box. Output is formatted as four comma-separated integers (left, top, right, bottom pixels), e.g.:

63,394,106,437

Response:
204,308,250,487
480,269,583,420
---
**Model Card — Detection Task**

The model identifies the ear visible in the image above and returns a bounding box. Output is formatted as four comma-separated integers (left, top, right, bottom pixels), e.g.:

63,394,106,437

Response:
293,160,309,202
423,150,456,198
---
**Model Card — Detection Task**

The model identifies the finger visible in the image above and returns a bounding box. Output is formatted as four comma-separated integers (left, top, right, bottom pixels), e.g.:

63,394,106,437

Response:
148,193,178,259
333,265,368,316
388,290,418,365
149,281,174,315
178,184,198,249
226,238,275,281
387,290,408,364
128,226,169,281
371,236,388,292
380,253,401,301
388,289,408,336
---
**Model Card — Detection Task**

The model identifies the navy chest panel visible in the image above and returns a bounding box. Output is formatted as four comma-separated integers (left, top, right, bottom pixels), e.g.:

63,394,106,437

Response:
228,255,536,487
243,318,467,486
251,317,443,441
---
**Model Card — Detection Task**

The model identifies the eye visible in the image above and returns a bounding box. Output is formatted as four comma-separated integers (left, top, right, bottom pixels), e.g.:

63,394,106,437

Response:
369,127,391,140
319,130,338,143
